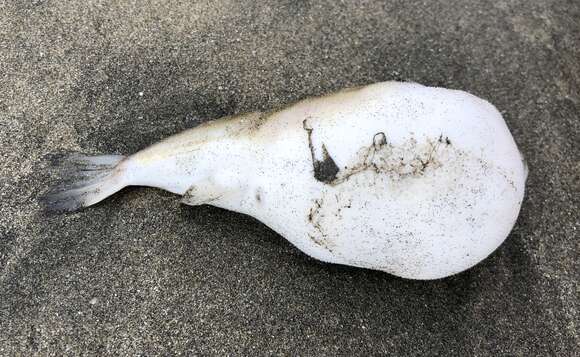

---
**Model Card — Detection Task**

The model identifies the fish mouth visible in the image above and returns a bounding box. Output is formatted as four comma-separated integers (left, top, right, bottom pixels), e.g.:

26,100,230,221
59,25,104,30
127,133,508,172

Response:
519,150,529,182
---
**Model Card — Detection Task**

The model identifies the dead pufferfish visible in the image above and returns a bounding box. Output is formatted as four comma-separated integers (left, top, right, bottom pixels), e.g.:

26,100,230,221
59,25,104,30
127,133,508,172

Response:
41,81,528,280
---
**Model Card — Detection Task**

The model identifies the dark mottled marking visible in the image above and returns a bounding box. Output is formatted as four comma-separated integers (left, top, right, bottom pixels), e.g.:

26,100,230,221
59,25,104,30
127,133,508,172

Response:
438,134,451,145
313,144,340,183
303,119,340,184
307,199,319,223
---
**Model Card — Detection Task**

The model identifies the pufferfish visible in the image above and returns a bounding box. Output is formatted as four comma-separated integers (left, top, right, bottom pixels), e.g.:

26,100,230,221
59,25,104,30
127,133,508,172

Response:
41,82,527,280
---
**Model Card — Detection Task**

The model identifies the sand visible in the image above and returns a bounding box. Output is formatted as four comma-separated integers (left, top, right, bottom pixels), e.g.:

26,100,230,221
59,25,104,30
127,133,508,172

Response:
0,0,578,355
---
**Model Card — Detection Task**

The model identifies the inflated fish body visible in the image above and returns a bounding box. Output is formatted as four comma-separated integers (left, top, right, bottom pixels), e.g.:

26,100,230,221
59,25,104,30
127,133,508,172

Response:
43,82,527,279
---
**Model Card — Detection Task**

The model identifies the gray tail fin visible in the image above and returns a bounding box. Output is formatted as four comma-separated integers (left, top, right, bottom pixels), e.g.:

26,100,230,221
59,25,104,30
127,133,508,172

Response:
40,153,128,214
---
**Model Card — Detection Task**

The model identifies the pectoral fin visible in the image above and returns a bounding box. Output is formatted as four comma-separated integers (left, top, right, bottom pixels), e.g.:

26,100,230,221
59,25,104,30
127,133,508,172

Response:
181,182,224,206
180,172,242,206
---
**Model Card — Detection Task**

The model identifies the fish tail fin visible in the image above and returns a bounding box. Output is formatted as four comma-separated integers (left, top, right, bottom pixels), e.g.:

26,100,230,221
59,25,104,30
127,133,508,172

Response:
40,152,129,214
